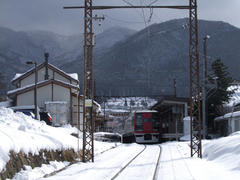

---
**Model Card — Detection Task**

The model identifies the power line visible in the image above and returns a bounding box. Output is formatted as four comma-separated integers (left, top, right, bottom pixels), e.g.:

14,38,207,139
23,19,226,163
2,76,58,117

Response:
104,14,145,24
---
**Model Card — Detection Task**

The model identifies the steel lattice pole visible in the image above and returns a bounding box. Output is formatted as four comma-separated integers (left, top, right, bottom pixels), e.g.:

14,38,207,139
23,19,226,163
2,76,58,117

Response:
83,0,94,162
189,0,202,158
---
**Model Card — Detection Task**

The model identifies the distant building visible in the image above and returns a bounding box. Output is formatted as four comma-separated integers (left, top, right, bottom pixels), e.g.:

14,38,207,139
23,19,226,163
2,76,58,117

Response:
7,60,100,129
214,83,240,136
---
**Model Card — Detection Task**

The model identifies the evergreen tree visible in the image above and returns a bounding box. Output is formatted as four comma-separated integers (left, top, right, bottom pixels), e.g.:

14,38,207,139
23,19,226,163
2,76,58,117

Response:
207,59,233,131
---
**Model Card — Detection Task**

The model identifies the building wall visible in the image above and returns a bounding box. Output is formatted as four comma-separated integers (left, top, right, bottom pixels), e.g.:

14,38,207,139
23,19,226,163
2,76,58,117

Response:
20,73,35,88
17,90,34,106
20,67,54,88
17,84,52,110
54,72,70,84
72,96,83,131
53,84,70,102
38,67,54,82
37,84,52,109
12,64,82,127
20,66,74,88
17,83,72,123
53,84,71,122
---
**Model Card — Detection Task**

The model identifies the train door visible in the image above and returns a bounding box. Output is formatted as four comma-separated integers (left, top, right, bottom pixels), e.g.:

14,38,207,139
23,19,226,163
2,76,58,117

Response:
143,113,152,133
135,113,143,132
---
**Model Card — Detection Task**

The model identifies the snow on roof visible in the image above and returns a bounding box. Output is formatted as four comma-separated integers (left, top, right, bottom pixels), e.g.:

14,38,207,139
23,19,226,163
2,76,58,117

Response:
215,111,240,121
105,97,157,108
226,84,240,106
68,73,78,81
7,79,79,96
105,109,130,113
8,80,47,96
0,101,11,108
183,116,190,121
93,100,101,113
49,63,78,81
11,62,79,83
12,73,23,81
135,110,158,113
11,67,35,82
45,101,68,104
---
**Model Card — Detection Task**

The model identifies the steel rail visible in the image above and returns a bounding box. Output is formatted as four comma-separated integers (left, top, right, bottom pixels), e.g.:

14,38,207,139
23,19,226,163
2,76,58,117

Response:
152,145,162,180
111,145,147,180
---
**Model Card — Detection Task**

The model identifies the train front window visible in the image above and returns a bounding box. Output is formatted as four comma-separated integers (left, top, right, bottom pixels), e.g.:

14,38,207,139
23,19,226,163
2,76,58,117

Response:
135,114,143,131
144,118,151,122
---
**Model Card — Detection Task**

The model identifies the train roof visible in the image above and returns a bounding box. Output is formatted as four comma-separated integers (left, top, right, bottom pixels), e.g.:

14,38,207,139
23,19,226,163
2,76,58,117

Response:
135,110,158,113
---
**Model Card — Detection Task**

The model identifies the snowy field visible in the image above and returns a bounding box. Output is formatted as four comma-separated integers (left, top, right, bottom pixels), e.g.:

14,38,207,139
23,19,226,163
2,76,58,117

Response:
1,107,240,179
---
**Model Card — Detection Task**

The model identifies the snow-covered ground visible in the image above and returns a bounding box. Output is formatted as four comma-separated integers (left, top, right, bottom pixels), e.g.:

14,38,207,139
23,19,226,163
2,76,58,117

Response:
19,138,240,180
1,107,240,180
23,137,240,180
0,107,119,178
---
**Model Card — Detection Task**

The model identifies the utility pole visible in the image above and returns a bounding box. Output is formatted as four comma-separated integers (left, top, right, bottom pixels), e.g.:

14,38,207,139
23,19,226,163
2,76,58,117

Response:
202,35,210,139
189,0,202,158
82,0,94,163
173,78,177,97
44,52,49,80
64,0,104,162
64,0,202,160
26,61,38,120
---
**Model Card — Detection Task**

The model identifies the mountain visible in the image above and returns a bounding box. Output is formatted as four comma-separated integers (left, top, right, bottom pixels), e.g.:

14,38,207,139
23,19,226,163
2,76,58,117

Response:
0,26,136,95
61,18,240,97
1,19,240,98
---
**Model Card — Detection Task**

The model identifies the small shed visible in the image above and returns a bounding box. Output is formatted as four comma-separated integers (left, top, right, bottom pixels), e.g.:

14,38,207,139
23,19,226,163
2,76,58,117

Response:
215,111,240,136
151,96,189,139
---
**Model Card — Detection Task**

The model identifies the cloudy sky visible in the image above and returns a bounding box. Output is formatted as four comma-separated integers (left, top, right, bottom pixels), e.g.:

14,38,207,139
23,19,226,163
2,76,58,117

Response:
0,0,239,35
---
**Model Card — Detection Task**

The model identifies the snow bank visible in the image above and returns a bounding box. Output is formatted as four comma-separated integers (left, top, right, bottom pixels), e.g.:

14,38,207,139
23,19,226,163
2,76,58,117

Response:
0,107,119,173
11,161,70,180
203,132,240,171
0,107,79,172
0,101,11,108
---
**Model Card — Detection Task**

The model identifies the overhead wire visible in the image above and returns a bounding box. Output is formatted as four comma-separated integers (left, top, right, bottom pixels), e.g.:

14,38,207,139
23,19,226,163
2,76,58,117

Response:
104,14,145,24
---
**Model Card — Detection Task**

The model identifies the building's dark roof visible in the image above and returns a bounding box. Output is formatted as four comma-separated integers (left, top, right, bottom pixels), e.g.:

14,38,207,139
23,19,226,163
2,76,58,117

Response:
151,96,189,110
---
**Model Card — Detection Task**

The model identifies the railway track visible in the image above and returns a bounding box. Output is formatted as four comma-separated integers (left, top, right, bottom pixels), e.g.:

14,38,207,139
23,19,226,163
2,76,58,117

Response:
111,145,162,180
152,145,162,180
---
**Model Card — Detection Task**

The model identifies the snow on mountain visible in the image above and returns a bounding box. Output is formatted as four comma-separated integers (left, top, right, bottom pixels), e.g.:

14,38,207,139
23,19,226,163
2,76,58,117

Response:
104,97,157,111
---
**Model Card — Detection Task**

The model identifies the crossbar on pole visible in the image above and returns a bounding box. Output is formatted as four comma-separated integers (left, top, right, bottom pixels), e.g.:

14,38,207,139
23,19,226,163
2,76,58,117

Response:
64,5,193,10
